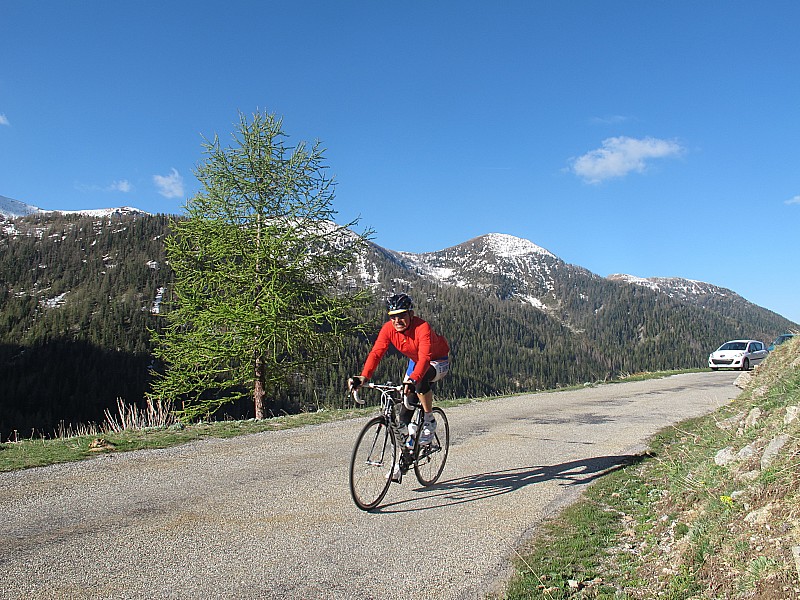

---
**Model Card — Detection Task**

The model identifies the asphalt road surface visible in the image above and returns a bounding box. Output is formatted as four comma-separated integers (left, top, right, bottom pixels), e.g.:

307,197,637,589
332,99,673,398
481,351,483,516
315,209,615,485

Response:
0,371,739,599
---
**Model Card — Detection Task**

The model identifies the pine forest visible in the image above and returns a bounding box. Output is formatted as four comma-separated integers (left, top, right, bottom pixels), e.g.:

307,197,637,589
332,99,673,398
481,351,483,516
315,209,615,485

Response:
0,212,795,440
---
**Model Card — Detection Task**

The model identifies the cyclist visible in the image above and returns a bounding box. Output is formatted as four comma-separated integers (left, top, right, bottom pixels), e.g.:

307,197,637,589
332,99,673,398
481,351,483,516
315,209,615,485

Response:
349,293,450,445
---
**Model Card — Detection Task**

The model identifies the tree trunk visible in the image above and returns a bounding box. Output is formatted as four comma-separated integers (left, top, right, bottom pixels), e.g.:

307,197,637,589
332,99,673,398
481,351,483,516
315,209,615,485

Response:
254,354,266,420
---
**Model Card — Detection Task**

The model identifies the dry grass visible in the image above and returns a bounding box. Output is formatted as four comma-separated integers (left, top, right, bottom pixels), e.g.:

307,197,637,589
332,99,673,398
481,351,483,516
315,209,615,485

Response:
103,397,176,432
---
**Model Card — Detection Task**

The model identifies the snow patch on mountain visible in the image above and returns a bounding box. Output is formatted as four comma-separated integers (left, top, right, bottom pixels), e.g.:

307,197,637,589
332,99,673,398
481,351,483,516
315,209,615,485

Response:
53,206,150,218
1,194,149,220
353,254,382,289
41,291,69,309
521,295,548,310
609,273,733,299
608,273,661,291
3,222,21,236
396,251,469,288
152,287,166,314
0,195,42,218
483,232,556,259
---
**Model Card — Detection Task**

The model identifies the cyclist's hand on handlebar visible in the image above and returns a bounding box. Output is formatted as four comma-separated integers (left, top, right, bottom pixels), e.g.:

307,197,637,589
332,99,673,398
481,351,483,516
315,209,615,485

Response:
403,379,416,396
348,375,367,392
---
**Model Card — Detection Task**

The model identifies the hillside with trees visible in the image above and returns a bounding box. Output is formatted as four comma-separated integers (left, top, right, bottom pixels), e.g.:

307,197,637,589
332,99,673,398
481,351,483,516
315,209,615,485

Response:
1,211,796,440
0,213,169,438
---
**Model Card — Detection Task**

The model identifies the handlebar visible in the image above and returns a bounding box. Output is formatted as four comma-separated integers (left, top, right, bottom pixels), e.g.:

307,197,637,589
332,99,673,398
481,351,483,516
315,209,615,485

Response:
351,382,403,405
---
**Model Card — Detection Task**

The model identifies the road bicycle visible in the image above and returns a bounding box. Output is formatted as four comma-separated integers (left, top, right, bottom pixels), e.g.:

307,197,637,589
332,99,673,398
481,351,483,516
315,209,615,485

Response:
348,382,450,511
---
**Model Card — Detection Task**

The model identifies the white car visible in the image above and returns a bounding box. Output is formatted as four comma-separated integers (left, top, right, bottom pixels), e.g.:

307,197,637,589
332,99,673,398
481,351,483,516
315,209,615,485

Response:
708,340,768,371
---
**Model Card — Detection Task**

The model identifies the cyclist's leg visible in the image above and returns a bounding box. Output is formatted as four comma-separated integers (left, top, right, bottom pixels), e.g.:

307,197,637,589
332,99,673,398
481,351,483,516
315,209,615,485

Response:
414,366,437,445
415,362,439,413
398,359,417,428
416,358,450,402
417,359,450,443
397,359,419,431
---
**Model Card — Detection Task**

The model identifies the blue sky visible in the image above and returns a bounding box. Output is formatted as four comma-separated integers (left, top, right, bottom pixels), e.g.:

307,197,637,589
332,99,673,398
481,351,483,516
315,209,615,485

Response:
2,1,798,326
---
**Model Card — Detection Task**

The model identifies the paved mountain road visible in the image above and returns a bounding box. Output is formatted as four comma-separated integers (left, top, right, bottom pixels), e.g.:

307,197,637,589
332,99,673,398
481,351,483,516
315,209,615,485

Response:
0,372,739,599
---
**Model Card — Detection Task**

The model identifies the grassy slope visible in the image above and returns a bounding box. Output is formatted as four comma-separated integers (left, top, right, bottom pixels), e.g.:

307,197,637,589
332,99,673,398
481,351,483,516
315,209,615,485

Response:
503,339,800,599
0,410,367,472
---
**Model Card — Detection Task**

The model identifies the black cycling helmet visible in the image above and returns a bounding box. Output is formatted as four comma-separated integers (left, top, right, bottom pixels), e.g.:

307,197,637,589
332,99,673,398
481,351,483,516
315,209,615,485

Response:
387,293,413,315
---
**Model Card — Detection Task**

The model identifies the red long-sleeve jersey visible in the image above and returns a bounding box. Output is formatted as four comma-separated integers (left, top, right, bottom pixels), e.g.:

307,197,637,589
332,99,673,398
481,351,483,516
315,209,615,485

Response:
361,316,450,383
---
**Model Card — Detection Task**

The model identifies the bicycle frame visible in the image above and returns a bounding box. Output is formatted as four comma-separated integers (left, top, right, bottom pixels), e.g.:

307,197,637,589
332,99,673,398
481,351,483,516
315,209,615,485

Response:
353,383,436,475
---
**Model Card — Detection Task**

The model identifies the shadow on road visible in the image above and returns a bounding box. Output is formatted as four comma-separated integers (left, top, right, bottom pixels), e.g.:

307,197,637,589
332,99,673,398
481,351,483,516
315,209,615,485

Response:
377,453,647,513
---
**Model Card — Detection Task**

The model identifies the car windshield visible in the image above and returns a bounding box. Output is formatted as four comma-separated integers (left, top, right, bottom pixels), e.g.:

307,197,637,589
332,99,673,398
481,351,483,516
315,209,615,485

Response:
719,342,747,351
772,333,794,347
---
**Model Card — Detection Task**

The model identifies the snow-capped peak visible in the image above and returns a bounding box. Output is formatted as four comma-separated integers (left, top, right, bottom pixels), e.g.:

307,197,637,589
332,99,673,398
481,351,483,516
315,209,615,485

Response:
48,206,150,217
1,194,150,219
482,233,556,259
0,195,42,218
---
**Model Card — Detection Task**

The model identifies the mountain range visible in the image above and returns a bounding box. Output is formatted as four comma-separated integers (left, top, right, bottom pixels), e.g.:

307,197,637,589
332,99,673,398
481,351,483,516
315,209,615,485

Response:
0,194,789,330
0,198,796,436
354,231,792,340
0,194,146,219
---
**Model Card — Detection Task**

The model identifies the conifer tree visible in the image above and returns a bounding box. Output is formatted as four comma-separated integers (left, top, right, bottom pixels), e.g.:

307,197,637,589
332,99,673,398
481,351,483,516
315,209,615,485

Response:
148,110,371,420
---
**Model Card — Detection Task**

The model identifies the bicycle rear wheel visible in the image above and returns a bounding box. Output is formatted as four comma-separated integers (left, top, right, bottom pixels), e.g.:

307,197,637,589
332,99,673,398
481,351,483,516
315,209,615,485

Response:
349,417,397,511
414,407,449,486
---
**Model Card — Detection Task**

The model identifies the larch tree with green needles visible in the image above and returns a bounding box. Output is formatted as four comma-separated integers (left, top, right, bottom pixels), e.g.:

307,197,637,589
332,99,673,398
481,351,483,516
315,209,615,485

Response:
149,111,372,421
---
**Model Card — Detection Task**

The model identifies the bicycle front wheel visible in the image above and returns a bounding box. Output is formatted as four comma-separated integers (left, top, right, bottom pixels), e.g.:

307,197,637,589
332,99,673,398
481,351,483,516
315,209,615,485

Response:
414,407,449,486
349,417,397,511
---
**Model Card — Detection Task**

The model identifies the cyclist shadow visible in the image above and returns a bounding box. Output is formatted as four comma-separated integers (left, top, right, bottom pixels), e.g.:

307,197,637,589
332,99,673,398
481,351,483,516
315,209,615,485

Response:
377,453,647,513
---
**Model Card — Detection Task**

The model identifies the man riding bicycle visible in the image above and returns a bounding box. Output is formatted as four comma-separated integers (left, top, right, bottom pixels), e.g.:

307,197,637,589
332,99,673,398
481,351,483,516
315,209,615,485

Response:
349,293,450,445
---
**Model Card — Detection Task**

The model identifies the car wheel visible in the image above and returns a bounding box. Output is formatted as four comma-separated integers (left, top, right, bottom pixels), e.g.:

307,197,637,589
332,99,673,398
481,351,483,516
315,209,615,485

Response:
741,358,750,371
711,367,718,371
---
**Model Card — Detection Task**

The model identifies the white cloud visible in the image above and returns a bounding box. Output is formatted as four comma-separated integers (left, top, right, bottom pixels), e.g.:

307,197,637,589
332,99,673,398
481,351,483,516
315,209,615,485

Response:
109,180,132,193
153,168,184,198
590,115,633,125
571,136,684,184
76,179,133,193
0,114,10,126
786,195,800,205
